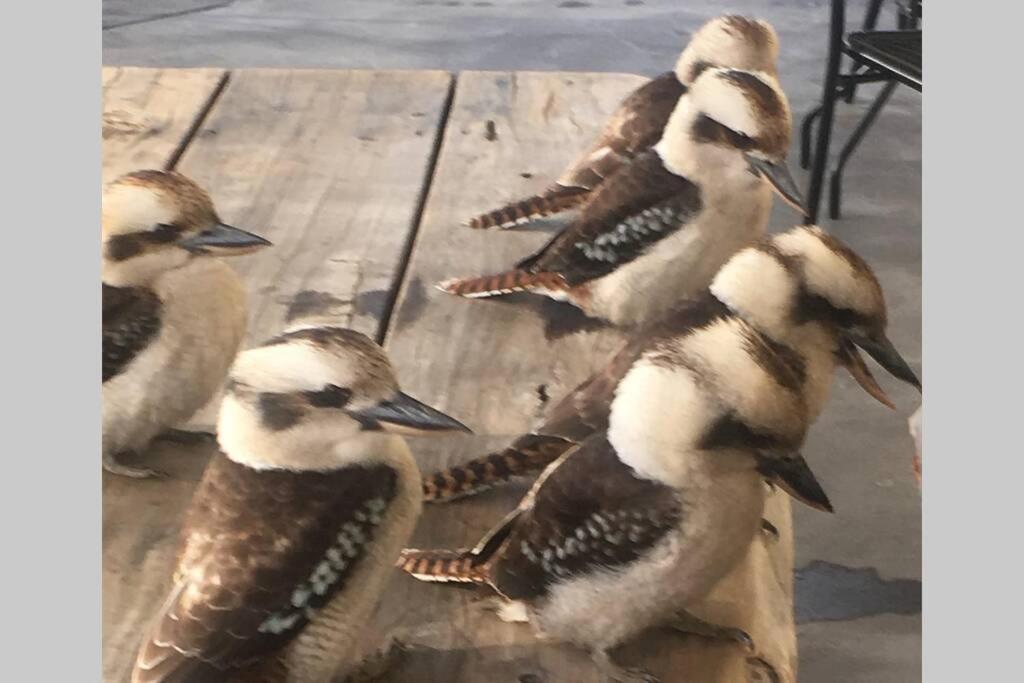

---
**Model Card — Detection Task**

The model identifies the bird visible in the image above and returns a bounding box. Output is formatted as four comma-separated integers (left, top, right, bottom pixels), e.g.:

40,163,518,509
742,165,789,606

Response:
425,220,920,505
401,226,921,683
439,66,806,327
467,15,780,230
102,170,271,478
130,323,472,683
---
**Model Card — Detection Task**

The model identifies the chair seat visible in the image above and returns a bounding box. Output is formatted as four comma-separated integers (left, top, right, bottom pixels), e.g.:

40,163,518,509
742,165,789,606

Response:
846,30,922,89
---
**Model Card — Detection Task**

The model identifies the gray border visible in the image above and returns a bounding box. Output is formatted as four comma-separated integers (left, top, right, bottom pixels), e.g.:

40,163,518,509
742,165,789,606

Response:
924,3,1021,681
8,2,100,678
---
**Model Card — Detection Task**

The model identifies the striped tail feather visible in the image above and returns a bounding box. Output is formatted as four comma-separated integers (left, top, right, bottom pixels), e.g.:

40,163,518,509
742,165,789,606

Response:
423,435,575,503
437,270,570,299
397,548,490,584
466,185,591,229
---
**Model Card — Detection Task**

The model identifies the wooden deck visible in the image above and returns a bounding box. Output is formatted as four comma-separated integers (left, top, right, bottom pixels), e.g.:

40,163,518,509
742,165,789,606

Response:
102,67,797,683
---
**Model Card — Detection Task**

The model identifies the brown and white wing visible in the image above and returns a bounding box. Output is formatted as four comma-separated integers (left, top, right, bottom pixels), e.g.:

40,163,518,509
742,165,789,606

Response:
485,435,683,601
131,456,398,683
557,72,686,190
518,150,703,286
103,283,162,383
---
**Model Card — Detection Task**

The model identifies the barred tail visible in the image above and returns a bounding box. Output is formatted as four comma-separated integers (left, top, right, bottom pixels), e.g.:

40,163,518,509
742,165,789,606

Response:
466,185,590,229
437,270,570,300
423,435,575,503
396,548,490,584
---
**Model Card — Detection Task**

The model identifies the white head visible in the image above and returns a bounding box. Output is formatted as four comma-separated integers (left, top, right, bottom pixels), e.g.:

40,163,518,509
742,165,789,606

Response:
710,225,920,409
101,170,270,287
675,16,780,85
217,324,470,471
656,68,804,212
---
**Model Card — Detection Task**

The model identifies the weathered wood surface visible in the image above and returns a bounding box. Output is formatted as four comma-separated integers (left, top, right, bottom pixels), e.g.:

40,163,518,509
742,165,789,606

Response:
102,66,224,183
102,67,452,683
373,71,798,683
101,68,797,683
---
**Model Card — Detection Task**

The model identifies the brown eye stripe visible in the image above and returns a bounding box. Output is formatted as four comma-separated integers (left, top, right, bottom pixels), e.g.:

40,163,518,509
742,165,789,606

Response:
691,114,757,151
104,223,186,262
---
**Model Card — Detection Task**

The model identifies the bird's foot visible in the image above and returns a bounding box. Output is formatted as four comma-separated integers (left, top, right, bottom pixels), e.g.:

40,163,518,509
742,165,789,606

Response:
747,655,782,683
591,650,658,683
760,518,780,540
103,451,165,479
343,636,408,683
666,609,754,653
155,428,216,446
472,596,530,623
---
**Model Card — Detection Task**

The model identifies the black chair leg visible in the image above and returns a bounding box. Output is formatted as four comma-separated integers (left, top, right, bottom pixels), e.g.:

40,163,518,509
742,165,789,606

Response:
828,80,898,219
800,104,823,169
806,0,846,225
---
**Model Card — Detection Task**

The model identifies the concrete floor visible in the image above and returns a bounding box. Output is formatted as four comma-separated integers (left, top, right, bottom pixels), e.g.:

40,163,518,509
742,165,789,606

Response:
103,2,922,681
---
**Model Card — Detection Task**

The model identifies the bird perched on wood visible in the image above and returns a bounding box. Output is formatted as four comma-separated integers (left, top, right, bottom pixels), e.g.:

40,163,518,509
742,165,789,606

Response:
130,323,471,683
402,227,920,683
424,225,920,505
439,66,805,327
467,15,779,230
102,170,271,478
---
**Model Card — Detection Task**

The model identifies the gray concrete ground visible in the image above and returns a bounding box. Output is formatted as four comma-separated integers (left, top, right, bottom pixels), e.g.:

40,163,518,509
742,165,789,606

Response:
103,2,922,681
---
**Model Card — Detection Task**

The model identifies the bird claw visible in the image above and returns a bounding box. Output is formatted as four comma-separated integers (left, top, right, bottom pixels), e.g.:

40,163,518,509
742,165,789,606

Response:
667,610,755,654
591,650,659,683
155,428,216,446
747,655,782,683
103,452,166,479
343,636,409,682
760,518,780,540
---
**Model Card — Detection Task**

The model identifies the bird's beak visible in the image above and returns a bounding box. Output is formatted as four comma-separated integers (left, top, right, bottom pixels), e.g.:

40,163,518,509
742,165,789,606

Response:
758,453,834,513
179,222,272,256
846,329,922,393
836,338,896,410
745,154,807,215
350,392,472,436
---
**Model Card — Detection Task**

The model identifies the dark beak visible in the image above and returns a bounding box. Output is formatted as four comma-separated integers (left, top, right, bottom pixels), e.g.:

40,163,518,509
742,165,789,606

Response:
758,453,833,513
745,154,807,215
179,222,272,256
837,338,896,410
350,392,472,435
847,330,922,392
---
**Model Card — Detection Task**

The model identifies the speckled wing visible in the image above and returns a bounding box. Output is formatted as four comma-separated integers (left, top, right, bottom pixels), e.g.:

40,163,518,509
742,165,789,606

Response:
518,150,702,286
103,283,162,383
556,72,686,191
485,435,683,601
131,455,398,683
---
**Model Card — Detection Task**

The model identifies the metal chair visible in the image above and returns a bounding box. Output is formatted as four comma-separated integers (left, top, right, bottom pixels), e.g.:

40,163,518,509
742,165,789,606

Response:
800,0,922,222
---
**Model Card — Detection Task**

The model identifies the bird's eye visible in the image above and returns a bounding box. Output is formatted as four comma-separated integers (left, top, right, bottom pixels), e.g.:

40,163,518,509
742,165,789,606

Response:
151,223,180,243
306,384,353,408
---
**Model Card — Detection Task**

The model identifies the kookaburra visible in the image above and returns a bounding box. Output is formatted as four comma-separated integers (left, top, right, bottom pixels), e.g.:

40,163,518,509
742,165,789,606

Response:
401,226,920,682
102,170,271,478
424,226,919,506
131,323,471,682
440,67,805,327
468,15,779,229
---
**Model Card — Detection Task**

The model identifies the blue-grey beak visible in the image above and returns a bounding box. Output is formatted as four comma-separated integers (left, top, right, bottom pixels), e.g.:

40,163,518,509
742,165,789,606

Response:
745,154,807,215
350,392,472,435
179,222,272,255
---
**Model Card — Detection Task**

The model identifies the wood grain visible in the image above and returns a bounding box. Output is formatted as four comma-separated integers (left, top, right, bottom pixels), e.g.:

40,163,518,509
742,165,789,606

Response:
102,68,452,683
371,71,798,683
102,66,224,183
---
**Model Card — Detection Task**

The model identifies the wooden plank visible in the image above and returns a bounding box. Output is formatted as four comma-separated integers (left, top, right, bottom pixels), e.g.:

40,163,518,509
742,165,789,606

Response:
102,68,453,683
102,66,224,183
372,71,798,683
